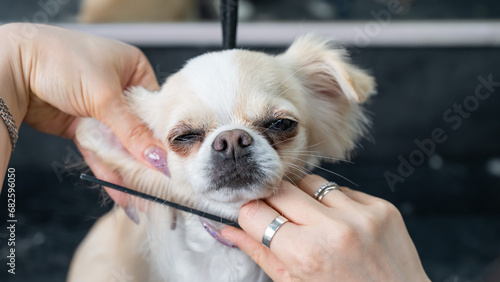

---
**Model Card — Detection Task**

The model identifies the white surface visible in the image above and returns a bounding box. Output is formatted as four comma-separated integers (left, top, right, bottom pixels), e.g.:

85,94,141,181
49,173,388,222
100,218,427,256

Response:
50,21,500,47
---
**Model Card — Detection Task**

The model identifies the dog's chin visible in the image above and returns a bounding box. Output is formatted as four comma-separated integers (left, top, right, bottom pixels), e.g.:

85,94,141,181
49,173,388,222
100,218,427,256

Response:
192,176,280,220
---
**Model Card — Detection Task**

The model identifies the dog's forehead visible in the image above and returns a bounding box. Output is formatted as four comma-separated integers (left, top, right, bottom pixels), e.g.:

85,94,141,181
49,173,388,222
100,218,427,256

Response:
179,50,286,122
182,50,238,112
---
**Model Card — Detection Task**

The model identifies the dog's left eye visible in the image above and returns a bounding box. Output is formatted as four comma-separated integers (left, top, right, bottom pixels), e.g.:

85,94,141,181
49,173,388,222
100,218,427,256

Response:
267,119,297,132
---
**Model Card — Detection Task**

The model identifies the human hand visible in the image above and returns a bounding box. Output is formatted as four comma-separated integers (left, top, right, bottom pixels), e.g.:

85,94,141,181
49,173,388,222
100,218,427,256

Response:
222,175,429,282
0,23,168,205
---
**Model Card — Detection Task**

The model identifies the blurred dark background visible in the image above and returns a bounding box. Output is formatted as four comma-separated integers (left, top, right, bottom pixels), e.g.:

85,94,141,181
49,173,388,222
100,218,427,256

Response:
1,0,500,282
1,0,500,22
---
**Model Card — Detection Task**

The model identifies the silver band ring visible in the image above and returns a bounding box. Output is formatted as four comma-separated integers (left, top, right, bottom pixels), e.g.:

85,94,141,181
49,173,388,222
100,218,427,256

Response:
262,216,289,248
314,182,341,201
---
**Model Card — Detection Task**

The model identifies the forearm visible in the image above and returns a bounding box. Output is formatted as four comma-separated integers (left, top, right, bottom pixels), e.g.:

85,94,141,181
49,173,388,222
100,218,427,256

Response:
0,23,31,187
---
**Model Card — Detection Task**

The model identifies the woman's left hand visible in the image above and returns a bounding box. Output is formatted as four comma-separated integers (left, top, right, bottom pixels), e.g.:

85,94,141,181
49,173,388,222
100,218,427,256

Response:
0,23,169,205
222,175,429,281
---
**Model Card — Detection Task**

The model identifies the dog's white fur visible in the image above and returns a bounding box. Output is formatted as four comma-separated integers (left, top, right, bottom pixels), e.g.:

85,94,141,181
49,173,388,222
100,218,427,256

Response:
68,34,375,282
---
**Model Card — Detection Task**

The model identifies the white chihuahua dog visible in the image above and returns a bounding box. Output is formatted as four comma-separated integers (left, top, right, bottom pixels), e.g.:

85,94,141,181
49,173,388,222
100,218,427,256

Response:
68,34,375,282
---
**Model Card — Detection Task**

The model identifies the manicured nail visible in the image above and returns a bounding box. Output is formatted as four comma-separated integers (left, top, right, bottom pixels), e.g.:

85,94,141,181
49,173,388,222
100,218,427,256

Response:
144,146,170,177
200,218,238,248
124,205,140,225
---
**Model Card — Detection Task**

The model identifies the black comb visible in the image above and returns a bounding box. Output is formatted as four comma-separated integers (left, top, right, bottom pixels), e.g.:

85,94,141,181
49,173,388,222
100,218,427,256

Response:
80,174,241,229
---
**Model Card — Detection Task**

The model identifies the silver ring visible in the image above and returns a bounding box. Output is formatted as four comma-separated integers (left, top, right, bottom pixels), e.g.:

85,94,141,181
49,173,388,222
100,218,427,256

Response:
262,216,289,248
314,182,341,201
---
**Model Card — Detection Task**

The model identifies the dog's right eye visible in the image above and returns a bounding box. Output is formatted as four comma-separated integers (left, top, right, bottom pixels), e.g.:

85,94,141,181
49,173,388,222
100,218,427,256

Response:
168,128,205,157
173,133,202,143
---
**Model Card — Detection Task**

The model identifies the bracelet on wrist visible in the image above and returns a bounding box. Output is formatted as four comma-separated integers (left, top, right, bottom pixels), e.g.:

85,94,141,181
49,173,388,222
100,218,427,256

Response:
0,97,18,151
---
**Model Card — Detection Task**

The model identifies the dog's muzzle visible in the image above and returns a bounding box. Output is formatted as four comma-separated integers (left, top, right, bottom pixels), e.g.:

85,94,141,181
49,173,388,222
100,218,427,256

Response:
208,129,264,189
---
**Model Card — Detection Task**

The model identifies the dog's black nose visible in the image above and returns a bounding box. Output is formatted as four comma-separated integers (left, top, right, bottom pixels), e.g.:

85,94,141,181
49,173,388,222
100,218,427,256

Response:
212,129,253,159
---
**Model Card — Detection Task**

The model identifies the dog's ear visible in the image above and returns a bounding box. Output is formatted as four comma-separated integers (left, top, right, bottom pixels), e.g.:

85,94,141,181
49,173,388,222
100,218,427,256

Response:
279,34,376,162
281,34,376,102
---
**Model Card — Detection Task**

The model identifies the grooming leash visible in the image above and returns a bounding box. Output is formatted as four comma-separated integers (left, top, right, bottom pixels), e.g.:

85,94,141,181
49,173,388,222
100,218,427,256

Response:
221,0,238,49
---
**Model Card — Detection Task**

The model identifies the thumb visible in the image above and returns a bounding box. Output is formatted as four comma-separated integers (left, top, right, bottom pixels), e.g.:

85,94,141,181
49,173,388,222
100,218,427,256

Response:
99,95,170,177
221,226,292,281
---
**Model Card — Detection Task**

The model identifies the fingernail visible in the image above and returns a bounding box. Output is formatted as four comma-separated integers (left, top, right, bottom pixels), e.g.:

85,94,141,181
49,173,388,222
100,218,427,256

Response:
144,146,171,177
200,218,238,248
124,205,140,225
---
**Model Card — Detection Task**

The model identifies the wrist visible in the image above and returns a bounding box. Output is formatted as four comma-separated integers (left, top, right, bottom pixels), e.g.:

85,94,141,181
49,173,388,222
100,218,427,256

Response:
0,23,35,124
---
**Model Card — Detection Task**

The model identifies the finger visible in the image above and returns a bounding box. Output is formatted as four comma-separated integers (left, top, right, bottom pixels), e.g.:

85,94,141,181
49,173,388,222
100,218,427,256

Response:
238,200,299,249
264,181,323,224
76,140,148,214
299,176,380,205
128,50,160,92
340,187,379,205
95,49,166,176
238,199,317,279
76,140,127,205
298,175,353,208
23,96,77,138
78,142,142,225
221,226,292,282
99,96,170,177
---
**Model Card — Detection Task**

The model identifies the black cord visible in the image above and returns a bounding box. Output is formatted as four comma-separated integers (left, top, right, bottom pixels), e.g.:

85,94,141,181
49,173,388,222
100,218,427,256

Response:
80,174,241,229
221,0,239,49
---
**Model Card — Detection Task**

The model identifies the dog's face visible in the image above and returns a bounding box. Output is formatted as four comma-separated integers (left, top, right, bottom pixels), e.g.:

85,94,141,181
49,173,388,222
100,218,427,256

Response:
159,50,307,206
126,35,375,217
